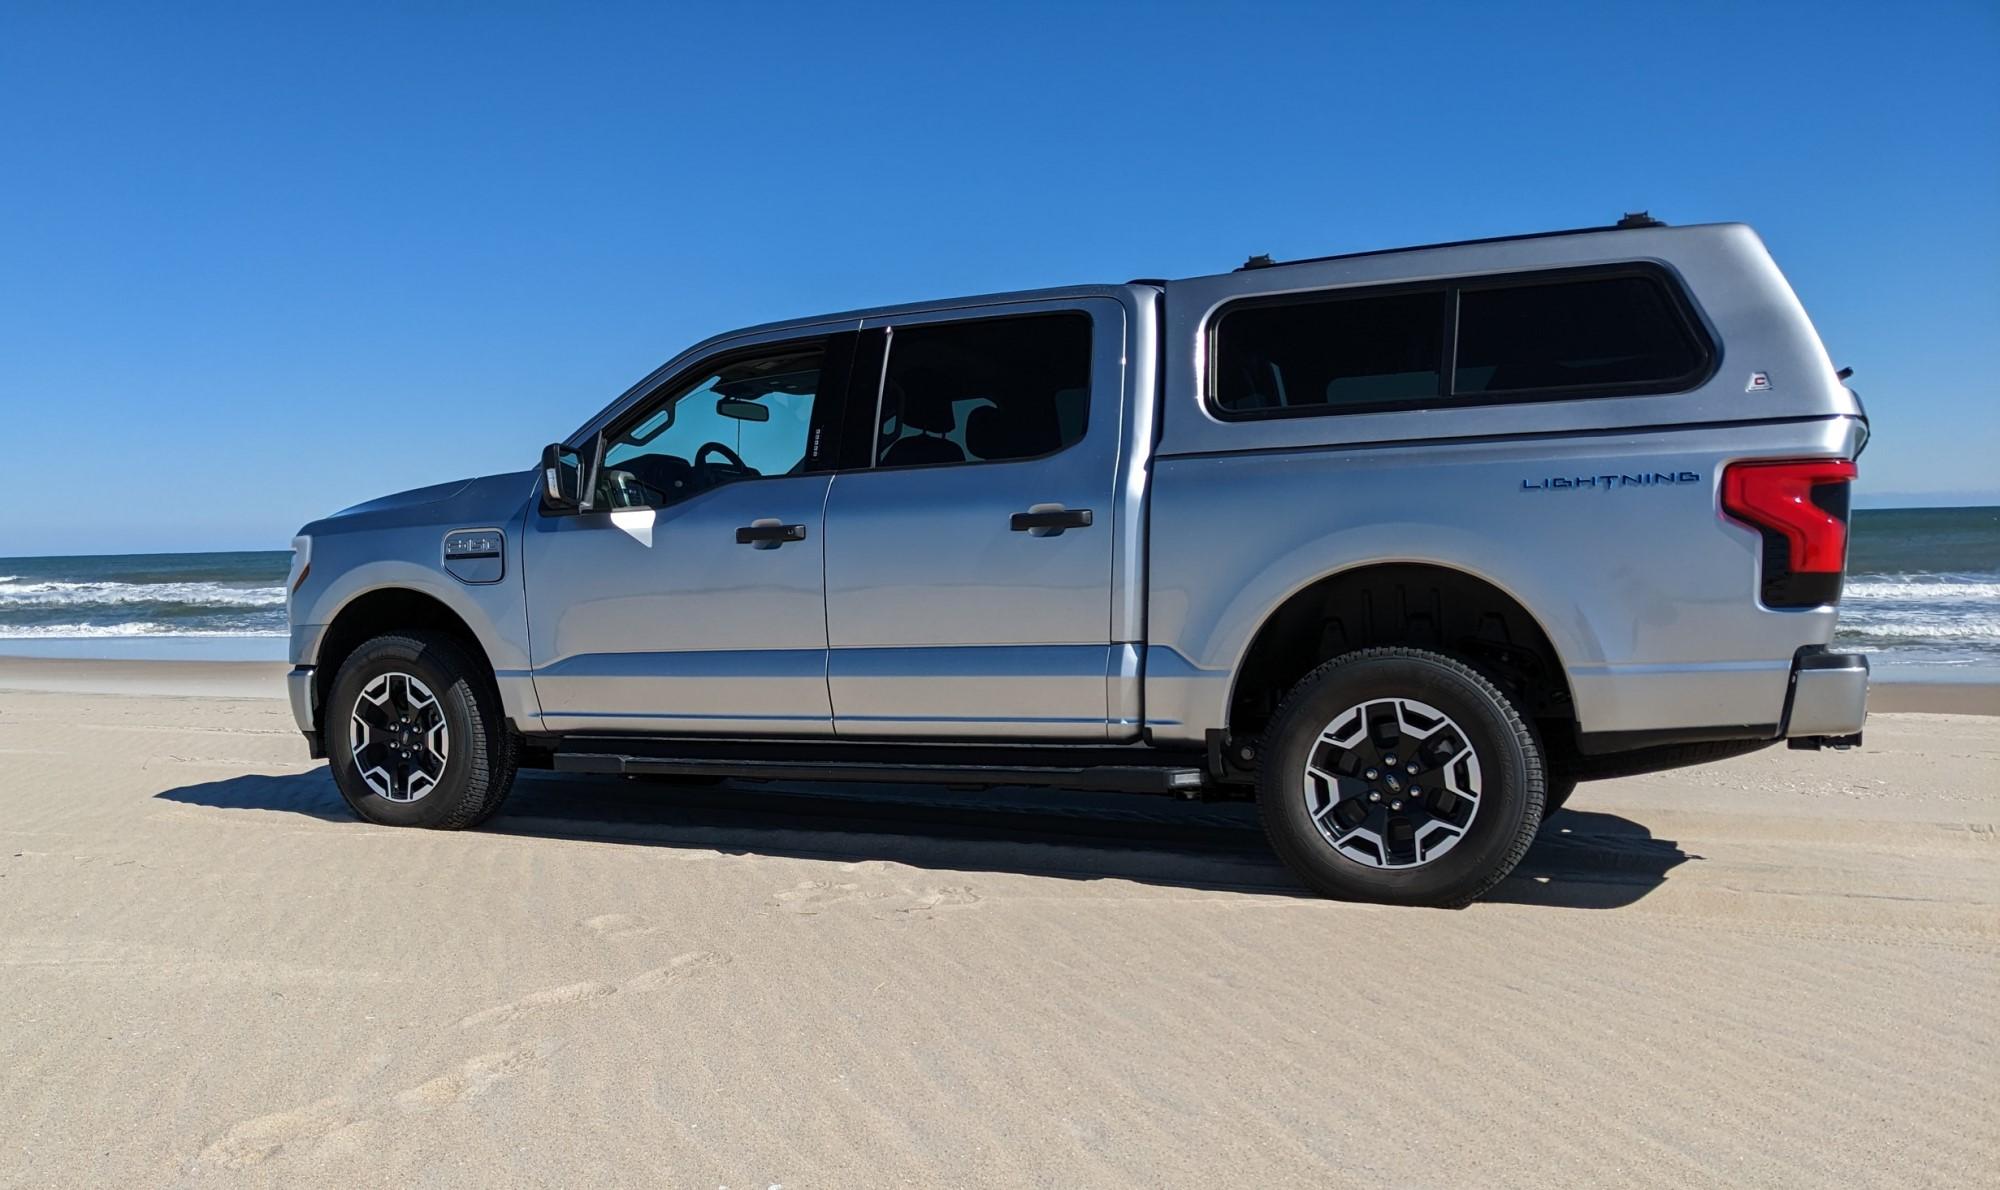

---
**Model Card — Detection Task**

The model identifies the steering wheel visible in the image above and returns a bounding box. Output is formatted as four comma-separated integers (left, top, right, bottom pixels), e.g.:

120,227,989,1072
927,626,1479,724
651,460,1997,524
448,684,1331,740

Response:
597,467,665,509
694,441,753,474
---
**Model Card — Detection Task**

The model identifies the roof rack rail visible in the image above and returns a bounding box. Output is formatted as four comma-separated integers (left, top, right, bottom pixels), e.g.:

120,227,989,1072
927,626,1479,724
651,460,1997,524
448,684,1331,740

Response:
1235,213,1670,272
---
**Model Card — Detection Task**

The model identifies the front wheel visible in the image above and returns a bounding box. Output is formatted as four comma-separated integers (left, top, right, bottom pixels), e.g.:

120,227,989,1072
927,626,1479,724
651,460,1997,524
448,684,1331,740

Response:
1541,773,1579,825
1256,647,1545,907
326,631,517,829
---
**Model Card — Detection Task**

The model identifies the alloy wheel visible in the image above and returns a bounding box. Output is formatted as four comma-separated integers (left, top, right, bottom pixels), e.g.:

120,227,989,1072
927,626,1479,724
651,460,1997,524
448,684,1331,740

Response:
348,671,450,802
1301,697,1483,869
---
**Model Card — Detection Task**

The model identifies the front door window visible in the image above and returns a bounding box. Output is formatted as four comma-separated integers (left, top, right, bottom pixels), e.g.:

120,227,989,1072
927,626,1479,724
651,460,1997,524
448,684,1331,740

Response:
597,343,828,508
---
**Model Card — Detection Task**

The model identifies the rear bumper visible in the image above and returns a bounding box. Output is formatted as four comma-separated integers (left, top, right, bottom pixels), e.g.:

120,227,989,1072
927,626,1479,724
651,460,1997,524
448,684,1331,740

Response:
287,665,323,758
1783,649,1869,741
1574,647,1869,755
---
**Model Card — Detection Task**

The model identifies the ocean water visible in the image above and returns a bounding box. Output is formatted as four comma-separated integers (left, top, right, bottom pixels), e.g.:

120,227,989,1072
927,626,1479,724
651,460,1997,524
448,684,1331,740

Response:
2,507,1995,672
0,550,291,660
1838,506,2000,672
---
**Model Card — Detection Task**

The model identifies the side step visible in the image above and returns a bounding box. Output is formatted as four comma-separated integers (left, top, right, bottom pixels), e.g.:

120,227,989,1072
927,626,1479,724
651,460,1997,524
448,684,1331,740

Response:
554,752,1208,796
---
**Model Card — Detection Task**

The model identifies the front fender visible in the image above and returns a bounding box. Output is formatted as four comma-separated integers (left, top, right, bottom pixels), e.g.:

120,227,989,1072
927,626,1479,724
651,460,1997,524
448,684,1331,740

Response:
299,558,530,675
289,492,540,730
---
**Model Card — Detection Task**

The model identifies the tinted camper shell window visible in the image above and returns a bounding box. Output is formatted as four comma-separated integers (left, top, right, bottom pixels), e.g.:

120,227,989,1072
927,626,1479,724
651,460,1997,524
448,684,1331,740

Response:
1209,264,1715,420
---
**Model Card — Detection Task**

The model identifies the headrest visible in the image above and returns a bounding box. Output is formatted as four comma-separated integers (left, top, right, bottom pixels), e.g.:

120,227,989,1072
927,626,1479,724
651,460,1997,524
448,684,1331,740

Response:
894,374,957,434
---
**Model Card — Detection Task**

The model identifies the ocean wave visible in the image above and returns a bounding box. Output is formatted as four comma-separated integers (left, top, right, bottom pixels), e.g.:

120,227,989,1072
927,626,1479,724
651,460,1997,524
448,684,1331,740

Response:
1845,574,2000,602
1844,645,1990,665
0,622,288,639
1836,617,2000,641
1838,570,1998,665
0,579,285,608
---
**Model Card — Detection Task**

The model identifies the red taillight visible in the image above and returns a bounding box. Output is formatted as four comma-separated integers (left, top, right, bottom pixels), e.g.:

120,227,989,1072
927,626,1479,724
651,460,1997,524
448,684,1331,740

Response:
1721,459,1857,572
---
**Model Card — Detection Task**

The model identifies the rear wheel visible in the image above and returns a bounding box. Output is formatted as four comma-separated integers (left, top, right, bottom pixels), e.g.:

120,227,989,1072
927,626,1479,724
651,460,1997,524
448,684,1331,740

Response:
1256,647,1544,907
326,631,517,829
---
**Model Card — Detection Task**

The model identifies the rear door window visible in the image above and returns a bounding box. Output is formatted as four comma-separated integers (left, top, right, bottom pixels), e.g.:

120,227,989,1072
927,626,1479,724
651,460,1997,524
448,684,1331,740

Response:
874,312,1092,468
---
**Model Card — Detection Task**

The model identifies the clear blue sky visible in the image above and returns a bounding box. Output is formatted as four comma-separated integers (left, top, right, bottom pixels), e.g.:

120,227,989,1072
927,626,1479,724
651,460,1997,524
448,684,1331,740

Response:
2,0,1995,555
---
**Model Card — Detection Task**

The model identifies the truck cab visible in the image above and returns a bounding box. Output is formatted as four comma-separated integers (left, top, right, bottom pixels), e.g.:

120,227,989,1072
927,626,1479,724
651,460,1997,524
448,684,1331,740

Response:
286,218,1870,905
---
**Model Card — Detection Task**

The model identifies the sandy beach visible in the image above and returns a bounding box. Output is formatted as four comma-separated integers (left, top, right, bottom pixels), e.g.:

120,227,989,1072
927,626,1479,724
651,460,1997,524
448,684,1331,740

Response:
1,658,1995,1188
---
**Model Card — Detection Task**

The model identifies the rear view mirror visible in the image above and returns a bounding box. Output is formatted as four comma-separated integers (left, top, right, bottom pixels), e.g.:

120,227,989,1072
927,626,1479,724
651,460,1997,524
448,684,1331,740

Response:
540,442,590,513
716,397,770,423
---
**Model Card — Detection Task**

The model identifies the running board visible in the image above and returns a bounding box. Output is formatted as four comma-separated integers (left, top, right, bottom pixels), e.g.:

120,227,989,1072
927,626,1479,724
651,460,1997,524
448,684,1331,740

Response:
553,751,1209,796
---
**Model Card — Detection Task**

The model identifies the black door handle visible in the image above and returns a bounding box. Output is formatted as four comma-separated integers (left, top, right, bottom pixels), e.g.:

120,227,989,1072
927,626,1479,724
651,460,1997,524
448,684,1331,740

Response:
1010,508,1093,533
736,523,808,546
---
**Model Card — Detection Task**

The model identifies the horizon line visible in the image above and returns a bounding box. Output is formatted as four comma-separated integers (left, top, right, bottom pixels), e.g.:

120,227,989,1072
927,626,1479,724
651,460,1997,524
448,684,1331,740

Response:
3,501,1996,562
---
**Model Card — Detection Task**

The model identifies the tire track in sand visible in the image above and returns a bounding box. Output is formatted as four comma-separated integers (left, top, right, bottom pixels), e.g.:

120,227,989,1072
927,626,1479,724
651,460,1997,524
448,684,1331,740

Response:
196,951,727,1168
456,950,729,1028
193,1039,563,1170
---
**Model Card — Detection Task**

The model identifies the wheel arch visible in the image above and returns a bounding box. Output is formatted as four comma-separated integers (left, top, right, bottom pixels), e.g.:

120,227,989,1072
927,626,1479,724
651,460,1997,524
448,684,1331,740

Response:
1224,561,1578,744
311,587,495,735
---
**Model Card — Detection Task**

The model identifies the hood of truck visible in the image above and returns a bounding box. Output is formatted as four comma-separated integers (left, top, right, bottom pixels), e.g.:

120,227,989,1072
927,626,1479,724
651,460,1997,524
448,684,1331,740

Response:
302,470,535,536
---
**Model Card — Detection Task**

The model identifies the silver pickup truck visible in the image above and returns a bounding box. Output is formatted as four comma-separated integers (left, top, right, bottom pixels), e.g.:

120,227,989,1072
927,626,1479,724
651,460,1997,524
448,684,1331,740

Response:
285,217,1870,905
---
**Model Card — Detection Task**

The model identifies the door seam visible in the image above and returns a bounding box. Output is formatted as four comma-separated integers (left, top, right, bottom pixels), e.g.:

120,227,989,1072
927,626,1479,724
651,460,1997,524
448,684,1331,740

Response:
820,472,839,736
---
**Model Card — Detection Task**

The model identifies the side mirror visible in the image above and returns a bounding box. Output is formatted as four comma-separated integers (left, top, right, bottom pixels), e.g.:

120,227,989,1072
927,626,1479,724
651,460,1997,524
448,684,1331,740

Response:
716,397,770,423
539,442,591,513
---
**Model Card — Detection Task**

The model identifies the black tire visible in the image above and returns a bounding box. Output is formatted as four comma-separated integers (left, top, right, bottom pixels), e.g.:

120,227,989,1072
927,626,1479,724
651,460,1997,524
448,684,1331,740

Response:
1256,647,1544,907
1542,772,1579,823
325,631,518,829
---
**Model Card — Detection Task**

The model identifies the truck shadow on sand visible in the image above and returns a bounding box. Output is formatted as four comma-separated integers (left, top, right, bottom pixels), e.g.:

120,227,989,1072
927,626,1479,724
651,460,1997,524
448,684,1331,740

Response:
157,769,1692,909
